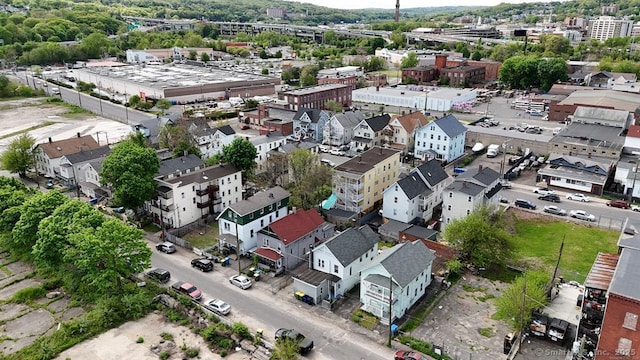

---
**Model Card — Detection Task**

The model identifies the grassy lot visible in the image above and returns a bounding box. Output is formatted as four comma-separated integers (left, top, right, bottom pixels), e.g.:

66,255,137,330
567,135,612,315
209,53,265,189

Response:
183,222,219,249
509,217,619,283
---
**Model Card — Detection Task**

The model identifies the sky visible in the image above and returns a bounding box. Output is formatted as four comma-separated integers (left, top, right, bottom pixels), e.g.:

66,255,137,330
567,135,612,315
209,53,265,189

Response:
285,0,550,10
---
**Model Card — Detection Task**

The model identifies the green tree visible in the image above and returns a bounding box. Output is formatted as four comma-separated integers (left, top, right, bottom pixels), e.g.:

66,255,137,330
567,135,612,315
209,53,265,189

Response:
537,57,568,91
0,177,33,232
64,218,152,295
300,65,319,87
100,140,160,210
0,134,35,178
262,68,269,75
259,49,268,59
158,124,201,158
244,99,259,109
81,32,110,59
33,200,104,269
495,271,550,330
156,99,172,115
289,152,332,210
443,204,512,268
221,137,257,175
471,50,483,61
201,52,210,62
188,50,197,60
324,100,343,113
128,94,141,107
11,191,68,254
367,56,386,72
400,52,419,69
272,336,300,360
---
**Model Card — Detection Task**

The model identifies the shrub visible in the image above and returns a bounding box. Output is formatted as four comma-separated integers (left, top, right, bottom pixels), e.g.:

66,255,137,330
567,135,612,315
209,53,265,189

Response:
232,322,252,340
159,351,169,360
220,349,227,357
185,347,200,357
136,337,144,343
160,332,174,341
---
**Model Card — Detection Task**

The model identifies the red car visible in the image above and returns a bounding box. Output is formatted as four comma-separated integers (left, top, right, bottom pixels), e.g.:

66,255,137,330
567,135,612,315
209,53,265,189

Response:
607,200,630,209
395,350,426,360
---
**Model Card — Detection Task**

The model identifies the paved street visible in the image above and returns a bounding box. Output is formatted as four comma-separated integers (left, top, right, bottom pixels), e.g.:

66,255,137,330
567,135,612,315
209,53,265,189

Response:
147,237,396,360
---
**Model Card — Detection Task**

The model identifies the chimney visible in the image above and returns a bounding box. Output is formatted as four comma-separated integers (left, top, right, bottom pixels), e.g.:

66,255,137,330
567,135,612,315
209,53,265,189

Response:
183,150,188,157
435,54,447,70
269,193,274,199
48,137,52,143
77,132,81,138
376,86,380,92
479,164,483,171
463,180,467,188
402,110,406,115
308,244,314,269
379,147,383,155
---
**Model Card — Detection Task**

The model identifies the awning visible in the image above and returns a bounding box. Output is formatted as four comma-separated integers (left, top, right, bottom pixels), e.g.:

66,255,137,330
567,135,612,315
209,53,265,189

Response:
321,193,337,210
254,247,282,261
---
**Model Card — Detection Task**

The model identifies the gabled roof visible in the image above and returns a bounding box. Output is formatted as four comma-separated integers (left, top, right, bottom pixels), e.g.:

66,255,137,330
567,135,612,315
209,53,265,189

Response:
157,154,205,177
322,225,379,266
64,146,111,164
365,114,391,132
445,180,485,196
217,125,236,136
547,153,610,172
431,114,467,137
293,108,329,123
376,240,435,288
456,166,500,187
38,135,101,159
335,147,400,175
415,159,449,187
227,186,290,217
265,209,325,245
332,110,365,128
397,173,430,200
391,111,429,133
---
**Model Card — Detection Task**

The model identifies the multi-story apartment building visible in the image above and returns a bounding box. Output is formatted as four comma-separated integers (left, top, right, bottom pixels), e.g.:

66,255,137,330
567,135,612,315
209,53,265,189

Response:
383,110,429,154
322,110,365,146
352,114,391,151
34,134,102,179
149,164,242,230
588,16,633,41
251,133,287,174
279,84,352,111
333,147,401,214
414,114,467,163
439,66,485,86
216,186,290,256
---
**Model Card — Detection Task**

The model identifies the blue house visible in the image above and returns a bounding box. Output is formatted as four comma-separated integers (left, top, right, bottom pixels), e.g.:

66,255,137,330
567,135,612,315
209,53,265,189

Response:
414,115,467,163
292,108,332,142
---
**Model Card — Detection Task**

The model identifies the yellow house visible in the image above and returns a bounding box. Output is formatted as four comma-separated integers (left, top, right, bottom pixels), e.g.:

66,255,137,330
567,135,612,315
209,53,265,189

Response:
333,147,401,214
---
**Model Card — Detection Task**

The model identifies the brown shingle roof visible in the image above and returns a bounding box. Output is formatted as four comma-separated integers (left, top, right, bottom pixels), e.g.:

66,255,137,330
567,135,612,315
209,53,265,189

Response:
392,111,429,132
38,135,101,159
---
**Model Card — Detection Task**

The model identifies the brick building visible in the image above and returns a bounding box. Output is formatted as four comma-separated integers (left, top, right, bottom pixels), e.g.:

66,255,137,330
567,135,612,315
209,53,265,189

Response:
365,73,388,87
317,75,358,89
401,54,492,86
401,66,438,84
548,90,640,122
439,65,485,86
278,84,352,111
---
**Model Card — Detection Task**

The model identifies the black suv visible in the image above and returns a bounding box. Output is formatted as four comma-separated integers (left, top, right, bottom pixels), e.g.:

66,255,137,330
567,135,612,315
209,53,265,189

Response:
514,199,537,210
191,258,214,272
538,194,560,203
145,268,171,283
275,328,314,355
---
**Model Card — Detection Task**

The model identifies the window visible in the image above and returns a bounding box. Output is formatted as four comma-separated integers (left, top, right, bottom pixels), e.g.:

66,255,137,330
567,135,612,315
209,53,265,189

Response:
393,209,397,215
447,205,451,211
394,197,398,203
437,135,441,141
334,265,339,273
449,192,453,198
181,192,185,199
430,134,434,139
260,219,264,227
221,179,224,185
250,229,254,238
468,196,472,202
192,198,196,203
623,312,638,331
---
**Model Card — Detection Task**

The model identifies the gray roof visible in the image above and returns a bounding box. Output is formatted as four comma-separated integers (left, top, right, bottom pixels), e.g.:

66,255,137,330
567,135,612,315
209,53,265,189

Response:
162,164,239,186
64,146,111,164
217,125,235,136
445,180,485,196
573,106,630,124
229,186,290,216
250,133,286,146
618,237,640,251
552,123,624,151
379,219,412,236
293,108,329,123
322,225,379,266
432,114,466,137
333,110,365,128
457,166,500,187
402,225,438,240
364,273,391,288
415,159,449,187
365,114,391,132
377,240,435,288
89,159,104,172
609,248,640,300
157,154,205,177
397,173,430,200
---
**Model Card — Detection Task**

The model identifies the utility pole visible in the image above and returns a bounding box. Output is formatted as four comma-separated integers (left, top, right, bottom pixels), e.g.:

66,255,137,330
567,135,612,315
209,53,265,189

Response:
235,214,241,275
629,161,638,203
387,275,394,347
550,236,565,298
32,150,40,189
159,195,165,239
519,272,526,354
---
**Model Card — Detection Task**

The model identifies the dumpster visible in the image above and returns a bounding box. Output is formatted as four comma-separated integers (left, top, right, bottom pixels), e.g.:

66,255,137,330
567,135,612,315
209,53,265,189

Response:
302,294,314,305
221,257,230,267
295,291,305,301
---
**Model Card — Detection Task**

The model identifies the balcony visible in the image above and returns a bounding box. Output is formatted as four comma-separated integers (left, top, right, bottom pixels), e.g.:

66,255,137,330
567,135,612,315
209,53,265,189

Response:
196,188,208,196
213,196,222,205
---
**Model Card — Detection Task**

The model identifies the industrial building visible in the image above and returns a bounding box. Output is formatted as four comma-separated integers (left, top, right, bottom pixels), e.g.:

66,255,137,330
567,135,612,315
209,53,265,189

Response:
72,62,279,103
352,86,477,112
278,84,352,111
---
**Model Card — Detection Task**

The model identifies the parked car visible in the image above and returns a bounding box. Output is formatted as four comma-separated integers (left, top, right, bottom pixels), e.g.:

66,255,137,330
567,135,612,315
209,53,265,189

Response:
171,281,202,300
229,275,252,290
145,268,171,283
514,199,537,210
191,258,214,272
275,328,314,355
203,299,231,315
394,350,427,360
533,187,555,196
632,205,640,212
569,210,596,222
329,149,344,156
607,200,630,209
499,180,512,189
156,242,177,254
543,205,567,216
567,193,590,202
538,194,560,203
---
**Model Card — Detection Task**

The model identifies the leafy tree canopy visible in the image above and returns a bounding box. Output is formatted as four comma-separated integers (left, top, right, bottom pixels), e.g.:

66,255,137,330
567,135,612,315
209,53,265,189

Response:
100,140,160,209
221,137,257,174
495,271,550,330
0,134,35,177
11,191,69,254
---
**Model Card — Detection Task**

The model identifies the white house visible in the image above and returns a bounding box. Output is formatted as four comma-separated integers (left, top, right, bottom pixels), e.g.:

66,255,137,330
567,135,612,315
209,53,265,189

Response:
34,134,101,179
189,124,236,159
360,240,435,325
352,114,391,151
414,114,467,163
323,110,365,146
149,164,242,230
292,225,379,305
58,146,111,189
78,160,109,199
216,186,290,256
382,159,450,224
441,165,501,232
250,134,287,173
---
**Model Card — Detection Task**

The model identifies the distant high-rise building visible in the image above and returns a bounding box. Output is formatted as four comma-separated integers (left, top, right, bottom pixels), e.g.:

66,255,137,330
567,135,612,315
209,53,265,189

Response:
588,16,633,41
601,4,619,15
266,7,286,19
